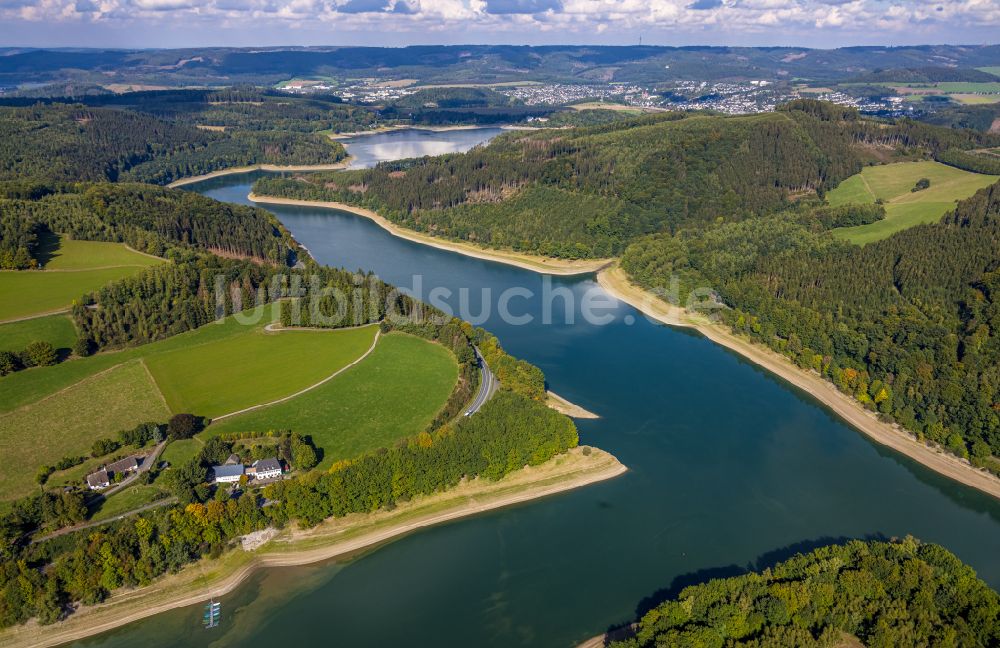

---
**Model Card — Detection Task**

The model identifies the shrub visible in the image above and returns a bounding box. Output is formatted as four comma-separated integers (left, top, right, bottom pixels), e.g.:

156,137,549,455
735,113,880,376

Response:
167,413,203,440
23,341,57,367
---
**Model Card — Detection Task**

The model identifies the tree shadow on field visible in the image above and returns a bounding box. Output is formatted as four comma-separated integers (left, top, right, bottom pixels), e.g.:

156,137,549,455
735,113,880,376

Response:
34,230,61,267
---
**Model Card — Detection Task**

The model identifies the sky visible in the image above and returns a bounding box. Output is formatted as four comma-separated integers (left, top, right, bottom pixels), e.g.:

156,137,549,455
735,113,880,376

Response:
1,0,999,49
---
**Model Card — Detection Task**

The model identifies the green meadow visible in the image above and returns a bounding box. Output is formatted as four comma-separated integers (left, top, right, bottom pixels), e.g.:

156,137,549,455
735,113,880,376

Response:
0,313,382,498
144,323,378,418
0,237,162,322
0,360,171,499
209,333,458,468
0,313,77,352
828,161,999,245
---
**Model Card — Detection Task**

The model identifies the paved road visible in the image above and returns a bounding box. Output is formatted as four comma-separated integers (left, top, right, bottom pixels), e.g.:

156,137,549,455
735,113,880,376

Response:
465,346,498,416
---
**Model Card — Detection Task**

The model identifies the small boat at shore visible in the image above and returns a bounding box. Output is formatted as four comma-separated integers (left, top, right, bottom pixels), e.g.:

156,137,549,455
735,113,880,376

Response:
203,600,221,629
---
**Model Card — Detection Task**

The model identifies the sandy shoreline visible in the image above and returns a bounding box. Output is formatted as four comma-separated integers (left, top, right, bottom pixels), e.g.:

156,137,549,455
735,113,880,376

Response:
247,193,613,276
166,160,352,188
596,265,1000,501
547,390,600,419
0,447,626,648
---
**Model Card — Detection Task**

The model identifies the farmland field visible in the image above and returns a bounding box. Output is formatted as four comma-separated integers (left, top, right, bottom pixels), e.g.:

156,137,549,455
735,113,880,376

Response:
209,333,459,468
0,236,163,321
0,360,171,499
0,313,380,496
0,313,77,352
144,322,378,418
827,161,999,245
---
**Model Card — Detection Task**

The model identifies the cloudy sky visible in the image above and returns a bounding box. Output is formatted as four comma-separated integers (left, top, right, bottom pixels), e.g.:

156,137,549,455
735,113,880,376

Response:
3,0,999,48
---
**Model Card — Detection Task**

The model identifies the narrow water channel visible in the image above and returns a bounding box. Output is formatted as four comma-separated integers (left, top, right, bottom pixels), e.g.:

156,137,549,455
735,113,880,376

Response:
75,127,1000,648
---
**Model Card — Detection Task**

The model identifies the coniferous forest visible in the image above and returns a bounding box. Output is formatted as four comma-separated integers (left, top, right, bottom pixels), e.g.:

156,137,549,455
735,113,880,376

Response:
611,538,1000,648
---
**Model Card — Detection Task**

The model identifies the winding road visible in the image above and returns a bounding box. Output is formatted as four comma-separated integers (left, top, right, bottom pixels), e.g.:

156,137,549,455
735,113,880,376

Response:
464,346,498,416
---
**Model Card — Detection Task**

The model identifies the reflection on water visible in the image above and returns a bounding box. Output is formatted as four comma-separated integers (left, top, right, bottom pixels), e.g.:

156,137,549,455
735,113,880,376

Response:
75,127,1000,648
339,127,506,169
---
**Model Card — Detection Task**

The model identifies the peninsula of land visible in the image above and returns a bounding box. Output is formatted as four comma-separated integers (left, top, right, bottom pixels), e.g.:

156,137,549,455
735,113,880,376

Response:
0,447,626,648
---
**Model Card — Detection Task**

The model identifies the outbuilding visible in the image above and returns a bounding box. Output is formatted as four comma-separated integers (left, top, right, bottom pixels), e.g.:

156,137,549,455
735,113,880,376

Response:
211,464,244,484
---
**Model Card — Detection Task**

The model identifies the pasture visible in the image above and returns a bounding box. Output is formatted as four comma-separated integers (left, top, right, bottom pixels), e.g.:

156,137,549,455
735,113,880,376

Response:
0,236,162,321
209,333,458,468
0,313,382,497
144,322,378,418
0,313,77,352
0,360,170,499
827,161,999,245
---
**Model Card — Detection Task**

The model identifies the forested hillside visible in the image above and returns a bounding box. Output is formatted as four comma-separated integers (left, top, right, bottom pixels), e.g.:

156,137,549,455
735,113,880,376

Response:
622,182,1000,471
0,104,346,185
0,182,296,268
610,538,1000,648
254,100,998,258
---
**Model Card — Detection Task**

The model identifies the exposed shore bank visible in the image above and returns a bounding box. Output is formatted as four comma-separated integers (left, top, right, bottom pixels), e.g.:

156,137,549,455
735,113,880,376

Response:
247,193,613,276
0,447,626,648
166,160,352,188
547,390,600,419
596,265,1000,502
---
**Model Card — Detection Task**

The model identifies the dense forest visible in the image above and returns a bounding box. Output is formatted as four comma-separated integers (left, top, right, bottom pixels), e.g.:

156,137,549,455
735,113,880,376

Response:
253,100,999,258
622,182,1000,471
0,103,346,185
611,538,1000,648
0,181,296,268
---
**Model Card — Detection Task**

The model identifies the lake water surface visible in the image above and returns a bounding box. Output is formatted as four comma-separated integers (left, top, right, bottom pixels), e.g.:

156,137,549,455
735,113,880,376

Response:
75,127,1000,648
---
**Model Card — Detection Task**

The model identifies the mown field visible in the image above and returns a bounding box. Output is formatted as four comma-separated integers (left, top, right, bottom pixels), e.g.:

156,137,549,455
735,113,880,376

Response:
0,360,171,499
0,315,380,498
144,323,378,418
0,237,162,321
209,333,458,468
0,313,77,352
828,161,999,244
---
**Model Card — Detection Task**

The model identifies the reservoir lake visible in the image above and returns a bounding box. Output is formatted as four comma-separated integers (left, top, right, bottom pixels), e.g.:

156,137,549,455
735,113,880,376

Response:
75,127,1000,648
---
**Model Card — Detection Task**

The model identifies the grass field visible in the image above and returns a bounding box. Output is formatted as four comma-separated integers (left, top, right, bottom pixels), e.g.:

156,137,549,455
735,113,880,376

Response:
827,161,999,245
0,236,162,322
209,333,458,468
0,314,383,497
160,438,204,467
0,313,77,352
89,485,170,522
0,360,171,500
144,323,378,418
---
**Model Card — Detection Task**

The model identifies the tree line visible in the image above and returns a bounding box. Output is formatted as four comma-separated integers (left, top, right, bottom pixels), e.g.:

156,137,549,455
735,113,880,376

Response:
611,538,1000,648
252,100,998,259
621,181,1000,471
0,103,346,185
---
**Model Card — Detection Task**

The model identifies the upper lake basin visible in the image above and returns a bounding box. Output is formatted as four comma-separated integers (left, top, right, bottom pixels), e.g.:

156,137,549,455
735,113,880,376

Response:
75,127,1000,648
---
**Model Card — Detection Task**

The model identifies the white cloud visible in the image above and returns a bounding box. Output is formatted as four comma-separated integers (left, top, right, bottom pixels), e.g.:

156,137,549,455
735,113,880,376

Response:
3,0,1000,43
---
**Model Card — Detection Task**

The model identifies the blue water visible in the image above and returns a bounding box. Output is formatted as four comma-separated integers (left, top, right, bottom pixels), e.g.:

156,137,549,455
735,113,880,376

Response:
76,128,1000,648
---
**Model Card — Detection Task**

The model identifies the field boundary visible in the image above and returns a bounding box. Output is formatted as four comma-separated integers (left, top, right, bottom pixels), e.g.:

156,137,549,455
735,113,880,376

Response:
211,326,381,422
0,308,70,326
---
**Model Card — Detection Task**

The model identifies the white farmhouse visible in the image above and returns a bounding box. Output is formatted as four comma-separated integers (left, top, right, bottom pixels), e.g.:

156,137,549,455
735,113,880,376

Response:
211,464,244,484
250,458,282,481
